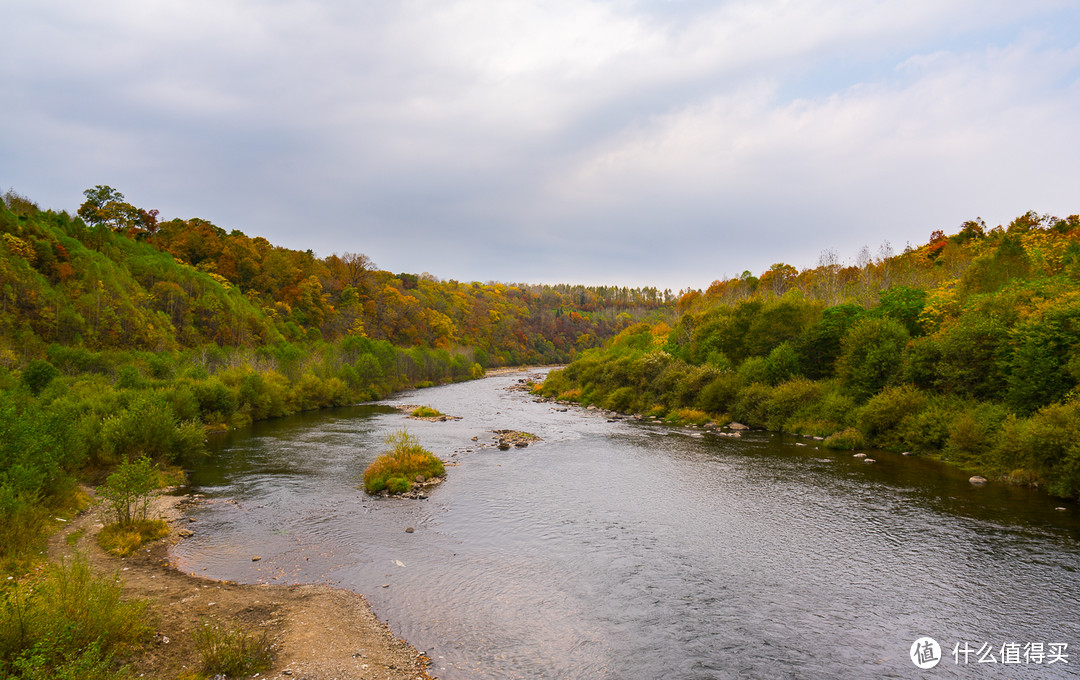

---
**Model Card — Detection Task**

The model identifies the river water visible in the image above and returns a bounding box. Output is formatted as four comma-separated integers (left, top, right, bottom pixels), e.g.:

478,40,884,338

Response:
172,370,1080,678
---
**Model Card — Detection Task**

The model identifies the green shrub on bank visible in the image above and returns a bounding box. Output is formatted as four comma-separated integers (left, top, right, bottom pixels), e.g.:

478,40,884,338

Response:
823,427,865,450
363,429,445,494
0,557,152,678
192,619,273,678
856,385,928,450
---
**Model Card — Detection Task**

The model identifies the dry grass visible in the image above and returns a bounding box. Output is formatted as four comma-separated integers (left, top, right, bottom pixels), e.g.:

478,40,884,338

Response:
363,429,445,494
96,519,169,557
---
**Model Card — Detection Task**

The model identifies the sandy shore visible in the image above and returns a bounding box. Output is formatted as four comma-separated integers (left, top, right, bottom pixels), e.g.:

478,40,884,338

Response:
48,491,436,680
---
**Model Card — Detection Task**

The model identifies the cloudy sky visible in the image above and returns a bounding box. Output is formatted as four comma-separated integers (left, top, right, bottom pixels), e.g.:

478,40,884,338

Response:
3,1,1079,290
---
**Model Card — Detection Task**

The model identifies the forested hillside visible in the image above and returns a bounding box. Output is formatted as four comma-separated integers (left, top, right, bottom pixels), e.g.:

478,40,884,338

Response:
0,186,670,571
542,212,1080,498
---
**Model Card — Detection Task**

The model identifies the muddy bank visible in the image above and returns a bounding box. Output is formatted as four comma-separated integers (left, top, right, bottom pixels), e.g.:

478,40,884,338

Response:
49,492,435,680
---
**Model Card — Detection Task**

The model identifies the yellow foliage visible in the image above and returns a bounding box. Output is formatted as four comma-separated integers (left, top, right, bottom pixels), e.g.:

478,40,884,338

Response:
2,233,35,263
918,280,960,333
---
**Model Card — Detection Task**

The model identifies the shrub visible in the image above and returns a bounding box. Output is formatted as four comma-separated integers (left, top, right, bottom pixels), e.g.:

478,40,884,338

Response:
944,403,1009,467
897,396,961,456
731,383,772,429
763,378,822,431
857,385,928,449
603,387,637,413
996,401,1080,498
363,429,445,494
0,557,152,678
20,360,59,396
192,619,273,678
98,394,204,465
696,373,742,414
410,406,443,418
823,427,866,450
98,456,158,527
836,317,909,400
666,408,711,426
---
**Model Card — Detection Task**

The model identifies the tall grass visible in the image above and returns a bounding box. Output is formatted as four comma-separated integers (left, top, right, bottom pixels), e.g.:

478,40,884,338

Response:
0,557,152,678
363,429,445,494
192,618,273,677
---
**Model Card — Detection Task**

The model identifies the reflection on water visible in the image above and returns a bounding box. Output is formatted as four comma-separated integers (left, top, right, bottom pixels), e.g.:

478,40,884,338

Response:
173,372,1080,679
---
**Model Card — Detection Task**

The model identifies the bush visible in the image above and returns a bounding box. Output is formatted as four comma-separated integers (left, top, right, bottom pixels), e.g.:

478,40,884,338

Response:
410,406,443,418
763,378,822,431
603,387,637,413
665,408,711,426
696,373,742,414
192,619,273,678
995,401,1080,498
897,396,961,456
20,361,59,396
837,317,909,400
98,456,158,527
98,394,204,465
944,402,1009,467
363,429,445,494
0,557,152,678
823,427,866,450
731,383,772,429
857,385,927,449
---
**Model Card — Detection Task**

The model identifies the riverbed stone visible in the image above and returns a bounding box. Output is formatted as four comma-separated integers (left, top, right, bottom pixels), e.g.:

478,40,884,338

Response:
969,476,988,485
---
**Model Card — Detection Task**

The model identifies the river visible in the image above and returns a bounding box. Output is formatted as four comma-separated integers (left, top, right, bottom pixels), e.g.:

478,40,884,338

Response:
172,370,1080,678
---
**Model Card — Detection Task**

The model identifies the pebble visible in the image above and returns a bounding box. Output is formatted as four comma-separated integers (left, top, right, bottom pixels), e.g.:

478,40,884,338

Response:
405,527,414,533
252,555,262,561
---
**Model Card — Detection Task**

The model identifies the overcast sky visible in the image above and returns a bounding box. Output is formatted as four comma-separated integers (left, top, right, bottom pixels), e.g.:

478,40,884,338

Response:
3,1,1079,290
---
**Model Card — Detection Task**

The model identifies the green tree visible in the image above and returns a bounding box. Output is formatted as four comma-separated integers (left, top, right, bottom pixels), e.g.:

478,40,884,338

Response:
21,360,59,396
98,456,158,527
837,317,910,400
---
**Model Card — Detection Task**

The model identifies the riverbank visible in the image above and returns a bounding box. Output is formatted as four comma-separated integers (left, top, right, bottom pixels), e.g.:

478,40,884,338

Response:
48,491,435,680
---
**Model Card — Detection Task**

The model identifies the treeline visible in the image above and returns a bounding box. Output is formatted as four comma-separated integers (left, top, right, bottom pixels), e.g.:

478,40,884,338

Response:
0,186,673,571
542,212,1080,499
0,185,667,365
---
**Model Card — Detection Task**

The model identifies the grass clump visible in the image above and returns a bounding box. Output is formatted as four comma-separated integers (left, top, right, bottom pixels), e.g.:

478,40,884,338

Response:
410,405,444,418
363,429,445,495
0,557,152,679
823,427,867,450
97,519,170,557
192,619,273,678
666,408,712,426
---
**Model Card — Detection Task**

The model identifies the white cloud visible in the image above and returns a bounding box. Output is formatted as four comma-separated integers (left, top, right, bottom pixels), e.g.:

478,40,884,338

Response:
2,0,1079,288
